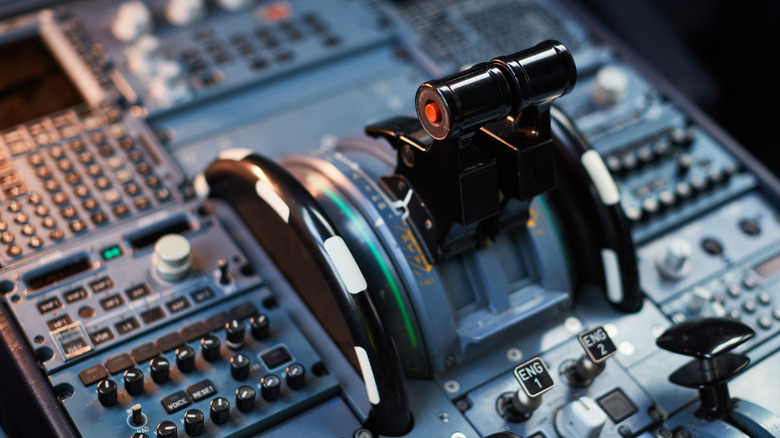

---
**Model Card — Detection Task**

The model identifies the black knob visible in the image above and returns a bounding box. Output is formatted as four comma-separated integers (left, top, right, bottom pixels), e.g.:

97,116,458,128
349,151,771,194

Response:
261,374,281,401
235,385,256,413
230,353,250,381
184,408,204,436
201,334,221,362
156,420,177,438
124,368,145,395
131,434,149,438
225,319,245,348
210,397,230,425
97,378,117,407
250,314,270,340
656,317,755,420
176,345,196,373
150,357,170,384
285,363,306,390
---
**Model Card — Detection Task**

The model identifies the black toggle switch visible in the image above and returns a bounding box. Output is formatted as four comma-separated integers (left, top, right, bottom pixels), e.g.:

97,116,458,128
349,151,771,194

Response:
656,317,755,420
250,314,270,340
131,403,144,426
261,374,281,401
184,408,204,436
225,319,245,349
235,385,256,413
124,368,145,395
97,378,117,407
176,345,196,373
230,353,250,381
131,434,149,438
201,334,221,362
210,397,230,424
563,326,617,388
150,357,170,384
217,258,232,285
156,420,177,438
285,362,306,390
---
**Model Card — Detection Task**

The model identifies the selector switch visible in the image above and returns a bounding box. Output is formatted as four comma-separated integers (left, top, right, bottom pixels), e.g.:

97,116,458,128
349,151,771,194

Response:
176,345,196,373
183,409,204,436
285,363,306,390
124,368,145,395
235,385,256,413
156,420,177,438
261,374,281,401
201,334,222,362
210,397,230,425
230,353,250,381
152,234,193,282
225,319,245,349
250,314,270,340
97,378,118,407
150,357,171,384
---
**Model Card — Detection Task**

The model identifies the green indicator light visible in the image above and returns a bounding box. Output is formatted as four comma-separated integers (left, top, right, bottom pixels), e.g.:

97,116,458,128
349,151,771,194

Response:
309,176,419,349
101,245,123,261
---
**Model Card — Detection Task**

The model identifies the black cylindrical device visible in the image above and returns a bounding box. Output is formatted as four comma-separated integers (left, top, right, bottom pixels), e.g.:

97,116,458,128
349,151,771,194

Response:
415,40,576,141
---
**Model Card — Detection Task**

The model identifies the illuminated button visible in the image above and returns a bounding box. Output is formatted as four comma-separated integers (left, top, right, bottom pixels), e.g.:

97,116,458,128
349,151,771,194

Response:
34,205,49,217
28,192,42,205
74,185,90,197
35,167,52,179
1,232,15,244
28,236,42,249
14,213,28,224
52,192,69,205
112,203,130,217
424,102,441,124
65,172,82,185
69,219,87,233
49,229,64,241
101,245,123,261
43,179,59,191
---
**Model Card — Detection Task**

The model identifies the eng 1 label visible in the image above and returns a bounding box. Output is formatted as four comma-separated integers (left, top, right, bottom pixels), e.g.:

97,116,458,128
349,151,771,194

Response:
578,325,617,363
513,357,554,398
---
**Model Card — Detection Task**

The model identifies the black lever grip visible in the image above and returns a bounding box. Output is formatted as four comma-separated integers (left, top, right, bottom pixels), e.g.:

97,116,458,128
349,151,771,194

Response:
198,151,412,436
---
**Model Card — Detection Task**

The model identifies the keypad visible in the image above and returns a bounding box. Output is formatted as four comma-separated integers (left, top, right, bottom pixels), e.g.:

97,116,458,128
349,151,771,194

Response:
0,104,179,264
